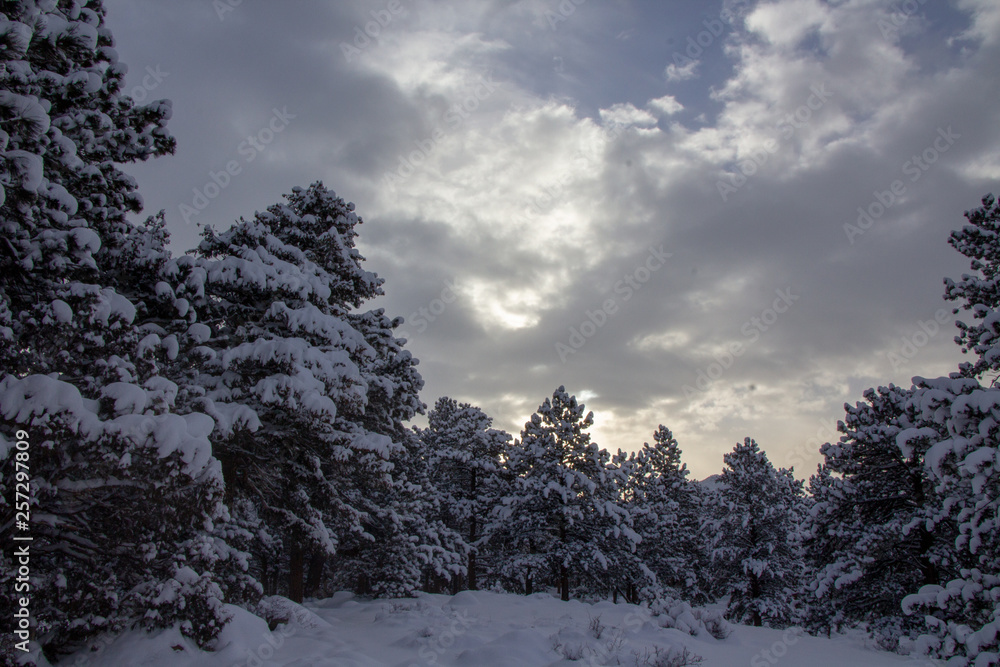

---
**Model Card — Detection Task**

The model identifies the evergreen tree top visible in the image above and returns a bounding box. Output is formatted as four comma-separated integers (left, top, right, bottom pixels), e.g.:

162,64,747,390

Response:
421,396,510,469
522,386,594,449
943,194,1000,378
640,424,687,479
192,182,382,312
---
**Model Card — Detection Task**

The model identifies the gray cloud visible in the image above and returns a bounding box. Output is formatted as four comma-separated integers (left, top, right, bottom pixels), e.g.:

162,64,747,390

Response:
106,0,1000,479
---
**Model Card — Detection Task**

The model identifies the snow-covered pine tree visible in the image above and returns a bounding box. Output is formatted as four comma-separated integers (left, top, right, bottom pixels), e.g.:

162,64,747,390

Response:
895,198,1000,663
325,285,466,598
169,182,442,602
895,375,1000,665
118,211,260,610
0,0,238,658
383,427,470,596
418,397,511,591
627,426,711,604
944,194,1000,380
0,0,173,382
804,384,957,645
708,438,804,628
799,463,845,636
867,377,981,659
495,387,642,601
611,446,641,601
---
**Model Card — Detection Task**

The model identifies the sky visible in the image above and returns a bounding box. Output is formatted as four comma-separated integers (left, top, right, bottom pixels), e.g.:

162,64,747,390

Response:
102,0,1000,480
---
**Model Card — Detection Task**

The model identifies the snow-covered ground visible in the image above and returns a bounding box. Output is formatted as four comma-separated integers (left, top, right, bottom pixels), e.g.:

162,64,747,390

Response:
63,590,938,667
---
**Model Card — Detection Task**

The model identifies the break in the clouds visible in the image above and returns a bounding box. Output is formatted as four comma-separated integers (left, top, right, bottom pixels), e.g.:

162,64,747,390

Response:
104,0,999,479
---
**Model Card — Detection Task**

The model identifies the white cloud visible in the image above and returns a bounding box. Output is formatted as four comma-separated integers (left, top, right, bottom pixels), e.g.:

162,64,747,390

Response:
599,103,658,128
665,58,699,82
633,330,691,352
956,0,1000,48
648,95,684,116
745,0,831,49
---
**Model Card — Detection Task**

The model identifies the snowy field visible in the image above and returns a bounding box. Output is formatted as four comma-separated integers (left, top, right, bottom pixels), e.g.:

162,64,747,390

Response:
64,591,938,667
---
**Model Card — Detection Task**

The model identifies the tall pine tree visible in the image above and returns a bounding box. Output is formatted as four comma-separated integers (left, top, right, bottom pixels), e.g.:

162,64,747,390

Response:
804,384,957,644
418,397,511,591
494,387,642,601
627,426,710,604
0,0,238,659
168,182,456,601
708,438,804,628
899,195,1000,664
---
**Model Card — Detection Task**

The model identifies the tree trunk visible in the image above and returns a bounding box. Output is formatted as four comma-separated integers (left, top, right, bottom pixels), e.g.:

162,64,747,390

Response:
910,465,939,587
218,451,238,503
748,573,762,627
356,572,371,596
468,469,477,591
467,552,477,592
217,430,253,502
288,541,304,603
260,552,269,596
559,514,569,601
305,549,326,598
525,566,533,595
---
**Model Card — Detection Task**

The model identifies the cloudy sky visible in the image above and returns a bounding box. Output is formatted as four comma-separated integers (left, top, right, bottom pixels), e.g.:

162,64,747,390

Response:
103,0,1000,480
